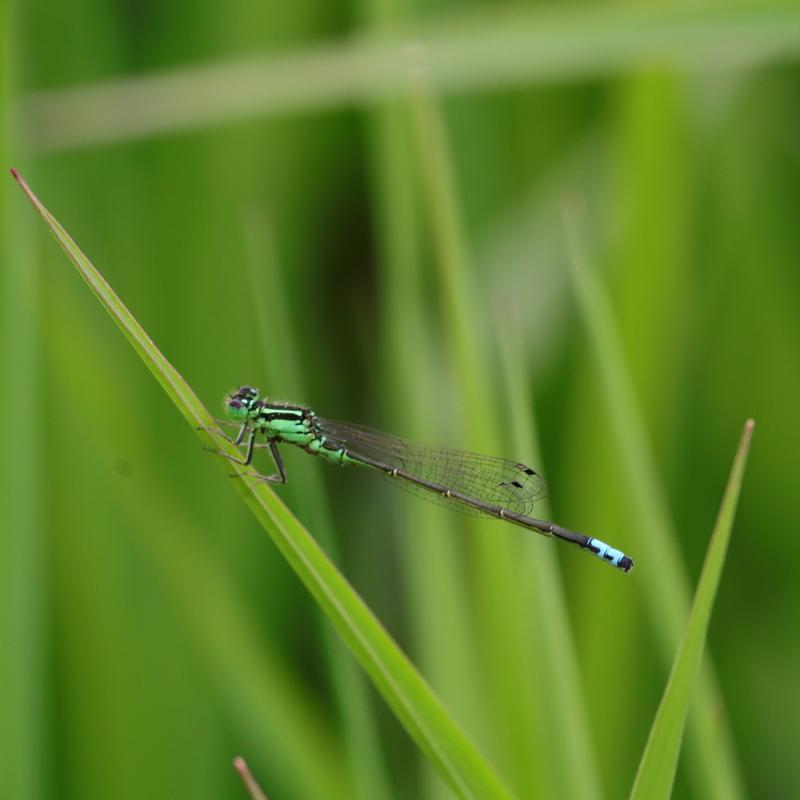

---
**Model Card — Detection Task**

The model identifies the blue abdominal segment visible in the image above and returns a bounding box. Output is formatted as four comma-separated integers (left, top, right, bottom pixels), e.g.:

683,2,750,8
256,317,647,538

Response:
587,538,634,572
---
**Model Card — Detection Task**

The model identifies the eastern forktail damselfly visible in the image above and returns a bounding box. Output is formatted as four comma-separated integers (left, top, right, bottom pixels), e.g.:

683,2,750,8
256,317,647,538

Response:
208,386,634,573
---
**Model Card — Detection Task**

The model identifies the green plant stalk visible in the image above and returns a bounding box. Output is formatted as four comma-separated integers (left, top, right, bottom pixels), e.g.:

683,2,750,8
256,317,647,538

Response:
363,12,490,791
243,213,393,800
408,81,530,791
1,12,45,799
563,206,746,798
43,276,354,799
366,90,489,799
11,169,515,800
25,3,800,154
497,320,603,800
407,84,601,798
631,419,754,798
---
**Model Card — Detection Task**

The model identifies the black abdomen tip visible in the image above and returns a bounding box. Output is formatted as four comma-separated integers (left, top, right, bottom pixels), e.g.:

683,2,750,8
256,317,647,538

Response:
620,556,634,573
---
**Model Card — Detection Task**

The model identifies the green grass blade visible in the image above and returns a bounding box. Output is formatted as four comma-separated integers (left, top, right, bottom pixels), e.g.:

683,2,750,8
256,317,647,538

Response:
630,420,755,799
11,169,516,800
563,206,747,798
1,19,45,798
407,85,601,798
25,3,800,154
43,279,354,799
364,79,489,798
497,319,607,800
408,82,532,793
242,213,393,800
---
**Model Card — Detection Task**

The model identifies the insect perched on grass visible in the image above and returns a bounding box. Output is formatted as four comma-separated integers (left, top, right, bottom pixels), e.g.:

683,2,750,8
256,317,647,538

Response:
206,386,634,572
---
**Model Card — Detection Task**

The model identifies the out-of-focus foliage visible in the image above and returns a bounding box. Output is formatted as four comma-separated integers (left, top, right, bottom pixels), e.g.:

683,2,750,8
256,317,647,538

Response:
2,2,797,798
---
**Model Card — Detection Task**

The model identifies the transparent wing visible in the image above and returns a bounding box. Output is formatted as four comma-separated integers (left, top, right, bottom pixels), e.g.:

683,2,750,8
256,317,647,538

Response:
316,417,547,517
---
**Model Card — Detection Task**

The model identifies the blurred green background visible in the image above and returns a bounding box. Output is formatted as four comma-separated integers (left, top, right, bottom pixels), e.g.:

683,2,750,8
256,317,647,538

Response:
2,2,798,798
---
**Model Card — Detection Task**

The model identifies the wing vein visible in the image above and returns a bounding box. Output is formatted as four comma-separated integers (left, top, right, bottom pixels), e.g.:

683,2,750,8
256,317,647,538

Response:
316,417,547,518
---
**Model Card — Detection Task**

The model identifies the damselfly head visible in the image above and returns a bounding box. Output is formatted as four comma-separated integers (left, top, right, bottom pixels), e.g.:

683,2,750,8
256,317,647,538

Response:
225,386,260,420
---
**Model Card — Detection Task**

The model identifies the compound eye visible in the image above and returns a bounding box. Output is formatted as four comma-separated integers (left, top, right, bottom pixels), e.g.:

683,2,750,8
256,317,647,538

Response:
225,396,249,421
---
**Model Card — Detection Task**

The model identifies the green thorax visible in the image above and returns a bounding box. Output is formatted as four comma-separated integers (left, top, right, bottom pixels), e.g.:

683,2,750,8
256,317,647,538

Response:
251,401,355,465
251,401,317,445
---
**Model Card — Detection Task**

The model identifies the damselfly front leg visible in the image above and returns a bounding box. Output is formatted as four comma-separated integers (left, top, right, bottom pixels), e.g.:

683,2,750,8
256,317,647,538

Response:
204,425,257,464
197,418,248,445
234,438,288,484
204,421,288,484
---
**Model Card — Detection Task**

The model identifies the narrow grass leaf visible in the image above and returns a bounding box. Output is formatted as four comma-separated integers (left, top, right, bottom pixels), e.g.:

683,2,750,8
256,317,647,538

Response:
408,84,601,798
243,212,393,800
630,420,754,799
408,82,530,792
1,39,45,800
365,84,489,797
563,204,746,799
496,320,603,800
43,279,354,799
11,169,515,800
26,3,800,154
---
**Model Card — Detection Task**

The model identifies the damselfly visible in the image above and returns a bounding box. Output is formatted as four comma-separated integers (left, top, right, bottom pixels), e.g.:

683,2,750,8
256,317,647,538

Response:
207,386,634,572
